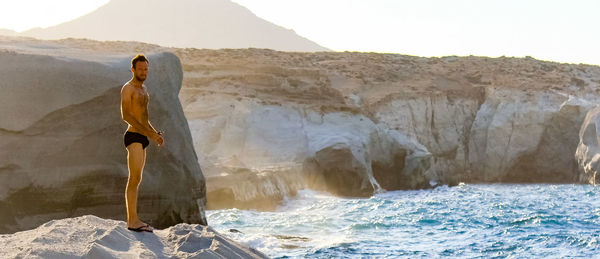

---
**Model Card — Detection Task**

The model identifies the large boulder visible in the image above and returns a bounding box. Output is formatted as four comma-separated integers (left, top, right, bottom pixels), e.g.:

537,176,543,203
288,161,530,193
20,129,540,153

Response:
0,45,206,233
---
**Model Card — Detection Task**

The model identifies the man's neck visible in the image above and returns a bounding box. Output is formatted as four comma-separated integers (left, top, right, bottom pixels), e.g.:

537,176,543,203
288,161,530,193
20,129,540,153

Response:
130,78,143,88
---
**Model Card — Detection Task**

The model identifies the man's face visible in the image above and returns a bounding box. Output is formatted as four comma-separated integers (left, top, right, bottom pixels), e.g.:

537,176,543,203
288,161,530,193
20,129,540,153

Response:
132,61,148,82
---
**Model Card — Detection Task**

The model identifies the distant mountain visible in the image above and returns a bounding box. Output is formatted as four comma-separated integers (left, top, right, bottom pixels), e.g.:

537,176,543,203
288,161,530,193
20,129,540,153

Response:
0,29,17,36
18,0,328,52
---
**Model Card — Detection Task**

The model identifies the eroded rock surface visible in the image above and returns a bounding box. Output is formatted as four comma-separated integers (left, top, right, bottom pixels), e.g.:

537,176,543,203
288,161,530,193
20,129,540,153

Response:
174,49,600,208
576,107,600,184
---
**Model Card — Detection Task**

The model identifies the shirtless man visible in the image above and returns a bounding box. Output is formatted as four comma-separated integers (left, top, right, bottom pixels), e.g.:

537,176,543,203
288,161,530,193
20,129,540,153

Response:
120,54,164,232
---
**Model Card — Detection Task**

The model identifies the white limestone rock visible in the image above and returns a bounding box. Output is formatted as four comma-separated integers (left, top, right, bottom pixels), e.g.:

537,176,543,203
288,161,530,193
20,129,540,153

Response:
468,89,593,182
186,97,434,209
576,106,600,184
175,48,600,209
0,215,267,259
0,40,206,234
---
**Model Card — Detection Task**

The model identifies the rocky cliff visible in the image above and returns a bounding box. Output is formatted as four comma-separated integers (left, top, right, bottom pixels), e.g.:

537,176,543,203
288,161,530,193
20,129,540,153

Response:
173,49,600,210
0,38,206,233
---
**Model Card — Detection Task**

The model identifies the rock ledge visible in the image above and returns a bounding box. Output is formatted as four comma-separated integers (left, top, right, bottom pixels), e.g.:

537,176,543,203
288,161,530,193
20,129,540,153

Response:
0,215,267,259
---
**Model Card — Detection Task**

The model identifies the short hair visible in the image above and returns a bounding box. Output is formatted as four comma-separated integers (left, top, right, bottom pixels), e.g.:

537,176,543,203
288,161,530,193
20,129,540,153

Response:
131,54,149,69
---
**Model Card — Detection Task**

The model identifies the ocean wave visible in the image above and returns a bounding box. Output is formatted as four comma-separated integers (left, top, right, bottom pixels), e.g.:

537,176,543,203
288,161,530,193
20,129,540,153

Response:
207,184,600,258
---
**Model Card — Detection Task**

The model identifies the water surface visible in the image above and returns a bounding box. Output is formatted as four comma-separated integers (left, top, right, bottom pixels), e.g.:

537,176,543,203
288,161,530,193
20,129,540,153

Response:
207,184,600,258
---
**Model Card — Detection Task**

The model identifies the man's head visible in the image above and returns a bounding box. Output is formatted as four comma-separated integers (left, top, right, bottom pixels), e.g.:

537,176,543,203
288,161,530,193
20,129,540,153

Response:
131,54,149,82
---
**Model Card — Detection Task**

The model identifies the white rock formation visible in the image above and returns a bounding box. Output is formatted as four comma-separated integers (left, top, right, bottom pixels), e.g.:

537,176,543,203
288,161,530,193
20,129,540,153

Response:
468,89,568,181
0,38,206,233
174,48,600,209
188,96,433,209
373,91,482,185
0,215,267,259
576,106,600,184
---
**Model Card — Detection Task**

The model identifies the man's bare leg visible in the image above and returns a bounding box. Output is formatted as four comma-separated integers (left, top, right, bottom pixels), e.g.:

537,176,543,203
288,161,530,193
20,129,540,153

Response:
125,143,152,230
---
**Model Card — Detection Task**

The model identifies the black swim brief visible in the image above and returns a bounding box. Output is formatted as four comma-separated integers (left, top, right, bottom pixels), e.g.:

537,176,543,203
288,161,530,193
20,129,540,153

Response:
124,131,150,149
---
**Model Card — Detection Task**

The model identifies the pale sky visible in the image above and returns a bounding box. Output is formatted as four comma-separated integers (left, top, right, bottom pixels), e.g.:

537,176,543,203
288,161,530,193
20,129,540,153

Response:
0,0,599,65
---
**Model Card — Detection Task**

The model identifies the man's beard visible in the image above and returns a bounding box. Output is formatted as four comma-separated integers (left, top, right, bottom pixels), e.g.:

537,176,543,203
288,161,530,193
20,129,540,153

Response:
135,75,146,82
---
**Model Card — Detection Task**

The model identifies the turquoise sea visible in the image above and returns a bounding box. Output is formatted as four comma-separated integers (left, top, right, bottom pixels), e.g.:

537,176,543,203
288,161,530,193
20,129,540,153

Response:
207,184,600,258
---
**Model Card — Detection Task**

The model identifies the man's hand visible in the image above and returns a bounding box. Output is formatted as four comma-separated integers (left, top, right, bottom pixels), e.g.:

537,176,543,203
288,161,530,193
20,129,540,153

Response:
156,135,164,147
153,131,164,147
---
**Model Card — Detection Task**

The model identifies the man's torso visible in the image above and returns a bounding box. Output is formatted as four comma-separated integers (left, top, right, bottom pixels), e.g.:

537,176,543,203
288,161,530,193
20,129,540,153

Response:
123,82,149,134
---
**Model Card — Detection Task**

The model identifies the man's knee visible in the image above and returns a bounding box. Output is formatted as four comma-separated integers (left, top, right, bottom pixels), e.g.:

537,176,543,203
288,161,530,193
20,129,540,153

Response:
127,173,142,186
126,144,145,188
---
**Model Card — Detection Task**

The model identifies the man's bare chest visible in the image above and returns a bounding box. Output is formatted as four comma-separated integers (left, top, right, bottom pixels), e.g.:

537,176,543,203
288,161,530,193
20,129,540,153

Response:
132,89,149,106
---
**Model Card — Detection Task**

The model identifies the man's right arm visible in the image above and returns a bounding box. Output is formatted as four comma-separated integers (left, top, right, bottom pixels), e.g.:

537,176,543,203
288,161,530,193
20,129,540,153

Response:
121,87,159,139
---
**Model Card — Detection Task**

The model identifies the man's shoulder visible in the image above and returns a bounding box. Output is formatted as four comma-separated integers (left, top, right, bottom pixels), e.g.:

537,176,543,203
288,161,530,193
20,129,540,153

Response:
122,80,133,88
122,81,146,90
121,82,134,95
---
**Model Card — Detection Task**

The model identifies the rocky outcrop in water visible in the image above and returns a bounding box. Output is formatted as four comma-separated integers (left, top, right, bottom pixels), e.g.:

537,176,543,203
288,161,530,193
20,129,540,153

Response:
0,39,206,233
